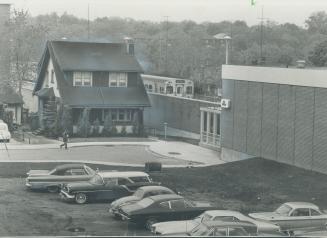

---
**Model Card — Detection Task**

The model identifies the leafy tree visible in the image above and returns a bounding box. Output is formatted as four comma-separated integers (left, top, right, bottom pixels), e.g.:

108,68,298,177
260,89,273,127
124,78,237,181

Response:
103,114,112,136
305,11,327,34
308,40,327,66
76,108,90,137
42,97,58,137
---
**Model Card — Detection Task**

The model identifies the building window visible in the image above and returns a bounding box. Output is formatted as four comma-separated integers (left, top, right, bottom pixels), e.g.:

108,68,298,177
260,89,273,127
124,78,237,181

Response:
50,70,54,84
177,87,182,94
160,87,164,94
109,73,127,87
73,72,92,86
166,86,173,94
186,86,193,94
148,84,153,92
111,109,132,122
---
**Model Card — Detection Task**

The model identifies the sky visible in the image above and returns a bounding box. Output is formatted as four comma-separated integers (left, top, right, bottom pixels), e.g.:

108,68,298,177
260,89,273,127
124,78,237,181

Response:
4,0,327,26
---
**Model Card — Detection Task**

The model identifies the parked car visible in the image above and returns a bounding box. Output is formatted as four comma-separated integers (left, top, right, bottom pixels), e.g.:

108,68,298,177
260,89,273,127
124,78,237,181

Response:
109,185,175,218
60,171,159,204
0,121,11,142
26,164,96,192
249,202,327,231
166,220,285,237
151,210,280,235
116,194,213,230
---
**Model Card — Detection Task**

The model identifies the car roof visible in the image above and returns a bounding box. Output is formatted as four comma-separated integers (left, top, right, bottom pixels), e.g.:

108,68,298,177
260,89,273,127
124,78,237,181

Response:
202,220,257,229
54,164,87,171
148,194,183,202
284,202,320,210
205,210,245,217
97,171,149,178
138,186,174,193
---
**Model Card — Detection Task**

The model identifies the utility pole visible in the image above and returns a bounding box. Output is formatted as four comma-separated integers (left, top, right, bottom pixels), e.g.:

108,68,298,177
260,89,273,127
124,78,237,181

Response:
258,6,268,65
87,3,90,41
164,16,169,74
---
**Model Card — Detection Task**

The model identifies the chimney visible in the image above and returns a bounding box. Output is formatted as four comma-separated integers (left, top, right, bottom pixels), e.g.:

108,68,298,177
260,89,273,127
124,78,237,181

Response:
124,36,134,55
296,60,306,69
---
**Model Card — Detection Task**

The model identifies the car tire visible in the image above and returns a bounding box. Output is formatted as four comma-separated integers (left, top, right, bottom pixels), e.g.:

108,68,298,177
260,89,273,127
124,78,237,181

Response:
145,217,158,230
75,193,87,204
47,186,59,193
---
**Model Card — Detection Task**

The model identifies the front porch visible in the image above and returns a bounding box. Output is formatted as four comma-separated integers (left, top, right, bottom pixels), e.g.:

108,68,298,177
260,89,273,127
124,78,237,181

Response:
71,108,145,137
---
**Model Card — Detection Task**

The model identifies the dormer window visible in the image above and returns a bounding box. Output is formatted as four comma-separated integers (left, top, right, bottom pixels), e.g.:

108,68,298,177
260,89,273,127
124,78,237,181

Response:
73,72,92,86
109,73,127,87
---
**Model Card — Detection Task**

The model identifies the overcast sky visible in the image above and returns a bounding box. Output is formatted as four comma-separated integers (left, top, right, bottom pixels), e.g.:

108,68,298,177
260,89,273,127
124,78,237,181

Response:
5,0,327,26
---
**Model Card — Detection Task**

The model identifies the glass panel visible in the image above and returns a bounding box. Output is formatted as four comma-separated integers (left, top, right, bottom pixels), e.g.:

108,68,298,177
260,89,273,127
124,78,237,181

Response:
119,109,125,121
186,86,192,94
166,86,173,94
111,109,117,121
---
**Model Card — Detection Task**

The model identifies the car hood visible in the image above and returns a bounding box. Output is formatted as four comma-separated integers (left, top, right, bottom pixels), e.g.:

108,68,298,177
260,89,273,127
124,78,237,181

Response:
27,170,50,176
249,212,283,221
153,220,199,235
111,196,139,209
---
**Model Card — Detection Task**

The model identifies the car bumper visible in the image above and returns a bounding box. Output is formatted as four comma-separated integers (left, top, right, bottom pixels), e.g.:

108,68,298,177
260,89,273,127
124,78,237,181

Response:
60,190,75,201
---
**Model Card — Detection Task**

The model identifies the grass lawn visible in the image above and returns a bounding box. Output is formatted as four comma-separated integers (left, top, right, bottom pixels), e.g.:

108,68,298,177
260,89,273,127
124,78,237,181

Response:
3,157,327,214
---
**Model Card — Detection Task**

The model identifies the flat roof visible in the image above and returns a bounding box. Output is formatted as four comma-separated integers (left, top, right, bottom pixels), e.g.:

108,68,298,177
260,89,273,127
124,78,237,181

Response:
222,65,327,89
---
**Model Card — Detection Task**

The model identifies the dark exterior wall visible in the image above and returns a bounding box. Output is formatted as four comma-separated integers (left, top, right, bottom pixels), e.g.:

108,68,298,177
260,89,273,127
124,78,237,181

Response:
221,79,327,173
144,93,219,135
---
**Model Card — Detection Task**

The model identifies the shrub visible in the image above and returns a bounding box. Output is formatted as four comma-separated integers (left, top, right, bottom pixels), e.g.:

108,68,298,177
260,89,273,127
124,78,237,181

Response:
103,114,112,136
121,125,127,136
76,108,90,137
93,118,100,136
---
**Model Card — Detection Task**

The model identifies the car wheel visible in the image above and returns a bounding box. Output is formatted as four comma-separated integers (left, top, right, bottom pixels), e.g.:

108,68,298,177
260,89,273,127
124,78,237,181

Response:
75,193,87,204
47,186,59,193
145,217,158,230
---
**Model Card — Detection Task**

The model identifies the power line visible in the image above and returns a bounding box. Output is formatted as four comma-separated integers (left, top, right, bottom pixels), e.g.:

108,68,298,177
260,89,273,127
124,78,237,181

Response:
164,16,169,73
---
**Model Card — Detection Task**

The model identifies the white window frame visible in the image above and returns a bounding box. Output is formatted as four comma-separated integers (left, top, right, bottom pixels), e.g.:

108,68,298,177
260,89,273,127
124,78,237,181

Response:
73,72,93,87
109,73,128,87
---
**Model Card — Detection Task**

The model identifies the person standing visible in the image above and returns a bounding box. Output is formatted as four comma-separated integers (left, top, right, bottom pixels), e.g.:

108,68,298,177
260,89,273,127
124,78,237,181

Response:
60,130,69,150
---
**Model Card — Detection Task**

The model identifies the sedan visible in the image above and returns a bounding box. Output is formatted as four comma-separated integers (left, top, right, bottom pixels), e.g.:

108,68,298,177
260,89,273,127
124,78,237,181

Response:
151,210,280,235
0,121,11,142
116,194,213,230
25,164,96,192
109,185,175,218
249,202,327,231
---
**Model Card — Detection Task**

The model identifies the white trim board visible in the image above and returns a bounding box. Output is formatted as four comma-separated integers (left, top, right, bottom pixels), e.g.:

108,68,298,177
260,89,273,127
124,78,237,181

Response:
222,65,327,88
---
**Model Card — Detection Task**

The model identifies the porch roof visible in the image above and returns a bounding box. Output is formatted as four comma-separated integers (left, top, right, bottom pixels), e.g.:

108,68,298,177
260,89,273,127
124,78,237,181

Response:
62,87,151,108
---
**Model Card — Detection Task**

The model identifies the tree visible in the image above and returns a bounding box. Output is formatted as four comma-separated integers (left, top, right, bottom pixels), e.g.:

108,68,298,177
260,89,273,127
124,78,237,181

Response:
76,108,90,137
305,11,327,35
42,97,58,137
308,40,327,66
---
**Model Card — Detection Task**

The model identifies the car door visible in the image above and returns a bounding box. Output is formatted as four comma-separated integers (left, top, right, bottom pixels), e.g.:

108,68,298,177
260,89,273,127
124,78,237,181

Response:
289,208,311,229
169,199,195,220
94,177,117,201
155,201,175,222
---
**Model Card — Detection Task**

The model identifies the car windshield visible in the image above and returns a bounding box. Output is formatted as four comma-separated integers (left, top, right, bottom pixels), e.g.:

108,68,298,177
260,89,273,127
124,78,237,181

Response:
85,166,95,175
133,189,145,198
275,204,293,215
129,176,150,183
189,223,209,236
89,174,104,185
135,198,154,208
200,213,212,223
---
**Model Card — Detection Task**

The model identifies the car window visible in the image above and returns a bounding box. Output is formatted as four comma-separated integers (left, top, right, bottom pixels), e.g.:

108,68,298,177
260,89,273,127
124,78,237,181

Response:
129,176,150,183
213,228,227,236
170,199,186,209
63,169,72,176
213,216,240,222
89,174,104,185
118,178,130,185
276,204,293,215
71,169,87,175
159,201,171,209
105,178,118,186
228,228,249,236
310,209,322,216
291,208,310,216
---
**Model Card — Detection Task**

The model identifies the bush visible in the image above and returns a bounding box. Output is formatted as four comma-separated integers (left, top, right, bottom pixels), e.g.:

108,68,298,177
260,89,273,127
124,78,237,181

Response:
103,114,112,136
120,126,127,136
110,126,117,136
93,118,100,136
76,109,90,137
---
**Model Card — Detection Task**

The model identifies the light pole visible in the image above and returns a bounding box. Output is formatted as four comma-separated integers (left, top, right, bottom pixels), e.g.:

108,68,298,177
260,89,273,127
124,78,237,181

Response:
213,33,232,65
164,122,167,140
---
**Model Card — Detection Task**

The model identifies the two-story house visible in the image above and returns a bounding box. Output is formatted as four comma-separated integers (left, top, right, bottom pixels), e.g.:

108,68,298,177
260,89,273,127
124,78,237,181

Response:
33,40,150,136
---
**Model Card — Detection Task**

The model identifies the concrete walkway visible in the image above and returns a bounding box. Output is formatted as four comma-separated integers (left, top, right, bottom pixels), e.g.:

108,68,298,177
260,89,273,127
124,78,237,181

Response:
0,139,223,167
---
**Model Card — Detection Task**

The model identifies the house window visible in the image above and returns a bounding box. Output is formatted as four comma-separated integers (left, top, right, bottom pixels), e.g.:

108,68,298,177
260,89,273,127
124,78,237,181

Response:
50,70,54,84
160,87,165,94
111,109,132,121
73,72,92,86
148,84,153,92
109,73,127,87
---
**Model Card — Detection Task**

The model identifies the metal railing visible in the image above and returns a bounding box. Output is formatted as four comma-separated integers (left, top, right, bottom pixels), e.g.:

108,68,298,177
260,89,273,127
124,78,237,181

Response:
201,132,220,147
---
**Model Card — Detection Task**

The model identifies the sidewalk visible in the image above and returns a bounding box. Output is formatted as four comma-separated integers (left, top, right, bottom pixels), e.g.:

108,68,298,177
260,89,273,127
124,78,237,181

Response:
0,138,223,167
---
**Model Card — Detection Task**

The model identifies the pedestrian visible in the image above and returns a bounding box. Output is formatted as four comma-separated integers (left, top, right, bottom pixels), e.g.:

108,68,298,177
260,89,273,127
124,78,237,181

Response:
60,129,69,150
